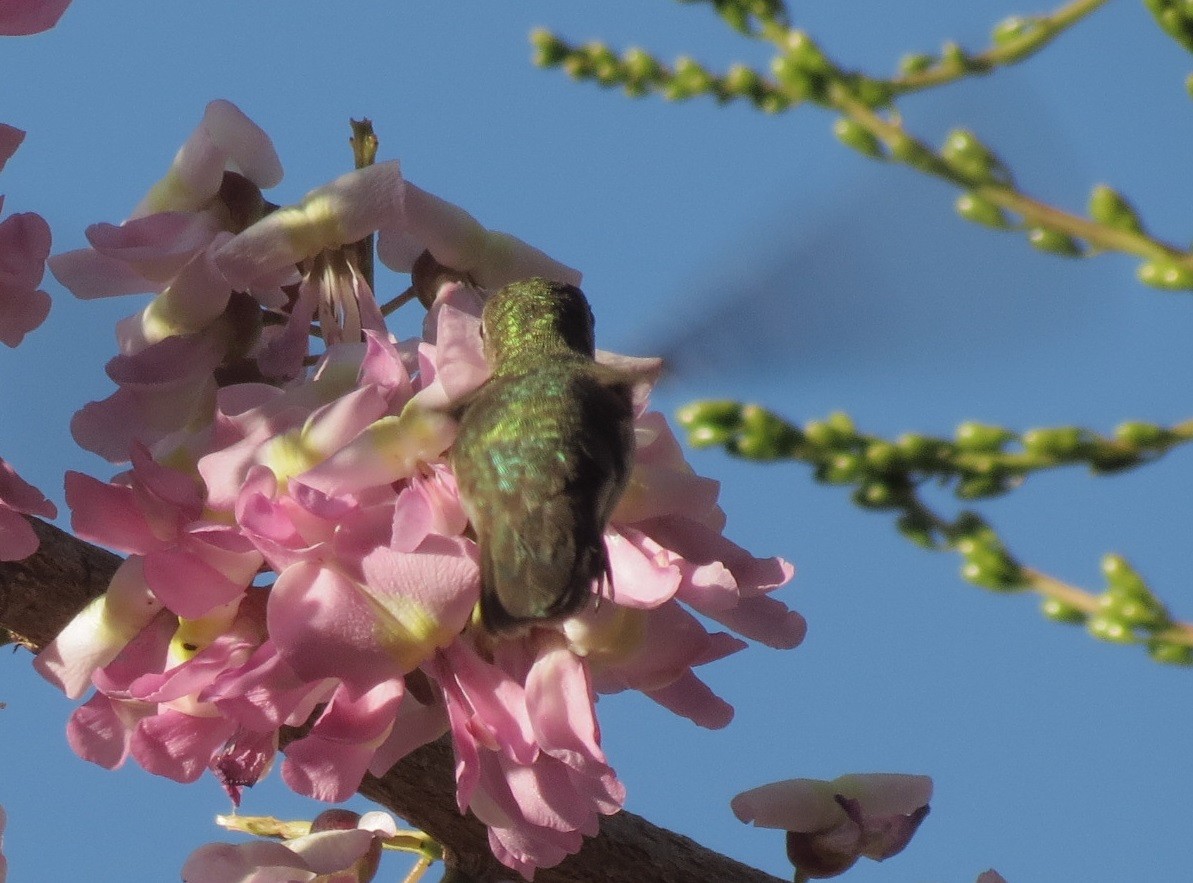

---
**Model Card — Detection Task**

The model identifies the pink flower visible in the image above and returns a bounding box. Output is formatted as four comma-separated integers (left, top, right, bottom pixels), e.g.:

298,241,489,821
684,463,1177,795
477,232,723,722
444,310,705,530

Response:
732,774,932,879
428,632,624,879
182,809,399,883
43,99,805,880
0,0,72,35
0,456,55,560
0,124,52,348
977,872,1008,883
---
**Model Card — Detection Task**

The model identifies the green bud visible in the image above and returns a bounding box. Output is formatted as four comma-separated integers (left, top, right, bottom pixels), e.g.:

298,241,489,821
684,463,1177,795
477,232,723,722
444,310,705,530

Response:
587,44,622,87
677,399,743,432
955,421,1014,452
1041,597,1086,624
957,529,1022,590
1088,184,1144,233
1021,426,1088,458
940,41,969,70
823,452,864,484
852,77,893,109
530,28,569,67
960,557,1022,591
833,118,883,158
852,480,898,509
864,441,900,472
955,192,1010,229
941,129,1011,185
991,15,1042,45
898,53,934,75
1026,226,1083,257
736,404,800,459
1137,260,1193,290
1101,553,1150,598
955,474,1010,499
895,432,944,464
725,63,763,98
1114,420,1169,447
622,48,663,94
1148,640,1193,666
1087,614,1134,644
1102,594,1168,630
770,55,811,98
756,92,794,114
896,513,937,548
784,31,833,75
715,2,751,34
563,54,592,80
665,56,714,100
686,424,730,448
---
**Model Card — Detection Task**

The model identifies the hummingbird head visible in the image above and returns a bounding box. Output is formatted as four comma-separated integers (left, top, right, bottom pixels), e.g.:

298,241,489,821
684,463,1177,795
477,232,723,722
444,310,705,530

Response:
482,278,596,370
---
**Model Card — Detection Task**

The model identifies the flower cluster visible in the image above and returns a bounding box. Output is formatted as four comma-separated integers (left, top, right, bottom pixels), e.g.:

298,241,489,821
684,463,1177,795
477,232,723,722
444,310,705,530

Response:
0,122,56,560
34,100,803,878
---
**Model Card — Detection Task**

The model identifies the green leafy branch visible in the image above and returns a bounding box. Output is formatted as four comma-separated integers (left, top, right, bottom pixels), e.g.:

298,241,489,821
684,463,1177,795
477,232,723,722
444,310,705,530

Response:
532,0,1193,289
676,401,1193,664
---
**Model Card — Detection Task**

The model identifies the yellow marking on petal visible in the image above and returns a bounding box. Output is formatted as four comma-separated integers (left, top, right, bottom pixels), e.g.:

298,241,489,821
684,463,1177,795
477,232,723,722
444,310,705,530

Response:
280,194,347,257
139,290,197,343
261,427,324,489
564,605,646,667
354,584,456,673
169,603,240,662
138,168,200,215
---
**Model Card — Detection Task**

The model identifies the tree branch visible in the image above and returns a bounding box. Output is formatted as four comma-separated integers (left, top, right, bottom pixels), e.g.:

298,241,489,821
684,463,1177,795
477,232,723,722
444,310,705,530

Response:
0,518,785,883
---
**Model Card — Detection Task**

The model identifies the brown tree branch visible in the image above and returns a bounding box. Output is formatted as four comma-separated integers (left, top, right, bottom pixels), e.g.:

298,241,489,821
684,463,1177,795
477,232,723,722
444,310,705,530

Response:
0,517,785,883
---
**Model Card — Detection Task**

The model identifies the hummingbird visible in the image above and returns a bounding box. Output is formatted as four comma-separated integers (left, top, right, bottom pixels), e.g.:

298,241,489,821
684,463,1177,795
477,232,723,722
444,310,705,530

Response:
451,277,641,636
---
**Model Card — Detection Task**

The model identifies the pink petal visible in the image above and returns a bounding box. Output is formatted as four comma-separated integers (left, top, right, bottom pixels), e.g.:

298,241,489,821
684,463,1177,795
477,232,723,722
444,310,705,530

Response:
643,669,734,729
33,557,165,698
181,841,314,883
0,280,49,347
65,470,155,552
48,247,157,299
0,211,50,286
66,693,147,769
0,125,24,170
203,640,319,731
604,527,682,608
281,681,403,801
0,508,38,560
0,0,72,35
85,211,220,282
131,708,236,782
215,162,402,290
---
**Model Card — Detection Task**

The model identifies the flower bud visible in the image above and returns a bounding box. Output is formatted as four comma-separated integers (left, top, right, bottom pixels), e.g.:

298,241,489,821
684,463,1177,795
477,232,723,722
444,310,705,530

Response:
898,53,934,75
834,118,883,158
1088,184,1144,233
1041,597,1086,624
1087,614,1133,644
1148,640,1193,665
941,129,1011,185
955,421,1014,452
992,15,1041,44
1137,259,1193,290
1021,426,1087,457
1027,226,1082,257
530,28,569,67
1114,420,1169,447
956,193,1011,229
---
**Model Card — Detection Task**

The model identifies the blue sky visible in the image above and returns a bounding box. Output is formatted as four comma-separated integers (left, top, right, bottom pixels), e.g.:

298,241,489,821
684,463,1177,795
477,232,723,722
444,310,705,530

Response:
3,2,1192,880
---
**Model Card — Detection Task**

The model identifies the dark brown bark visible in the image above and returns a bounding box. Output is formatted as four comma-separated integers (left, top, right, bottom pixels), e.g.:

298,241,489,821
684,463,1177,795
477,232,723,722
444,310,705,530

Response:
0,517,786,883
